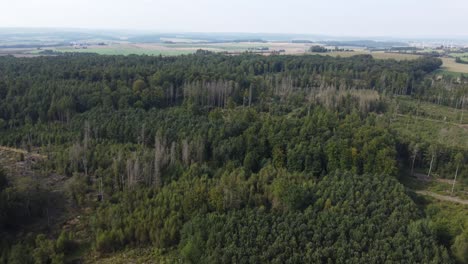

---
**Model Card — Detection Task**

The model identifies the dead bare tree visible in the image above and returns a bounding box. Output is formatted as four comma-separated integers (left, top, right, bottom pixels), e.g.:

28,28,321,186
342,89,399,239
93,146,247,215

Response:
69,142,83,173
112,151,123,190
182,139,190,166
82,121,90,177
154,135,167,188
427,145,437,178
460,95,465,124
248,84,253,107
410,143,419,176
139,123,146,146
126,158,134,187
170,141,177,165
451,152,464,196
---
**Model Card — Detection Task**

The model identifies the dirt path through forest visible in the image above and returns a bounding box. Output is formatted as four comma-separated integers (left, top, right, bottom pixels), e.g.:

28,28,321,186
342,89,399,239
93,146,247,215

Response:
410,172,468,205
415,190,468,205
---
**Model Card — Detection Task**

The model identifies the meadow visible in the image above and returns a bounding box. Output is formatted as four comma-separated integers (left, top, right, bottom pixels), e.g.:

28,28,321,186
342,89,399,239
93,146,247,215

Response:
51,45,194,56
396,97,467,125
441,57,468,74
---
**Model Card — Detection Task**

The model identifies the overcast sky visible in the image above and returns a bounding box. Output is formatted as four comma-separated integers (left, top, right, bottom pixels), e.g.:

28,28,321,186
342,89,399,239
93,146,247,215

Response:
1,0,467,37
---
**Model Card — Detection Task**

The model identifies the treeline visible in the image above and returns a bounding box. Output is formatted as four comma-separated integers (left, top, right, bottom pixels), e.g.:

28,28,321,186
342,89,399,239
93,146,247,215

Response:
92,171,451,263
0,53,466,263
0,52,443,128
2,106,399,191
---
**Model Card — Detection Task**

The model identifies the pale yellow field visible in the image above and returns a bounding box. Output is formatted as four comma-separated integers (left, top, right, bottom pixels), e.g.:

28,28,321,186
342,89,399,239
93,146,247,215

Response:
309,51,362,57
371,52,421,60
310,51,421,60
441,57,468,74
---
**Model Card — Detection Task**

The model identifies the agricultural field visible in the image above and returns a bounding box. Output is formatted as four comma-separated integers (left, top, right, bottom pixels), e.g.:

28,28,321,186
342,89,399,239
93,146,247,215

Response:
48,42,315,55
51,45,195,56
0,42,427,59
449,52,468,58
440,57,468,74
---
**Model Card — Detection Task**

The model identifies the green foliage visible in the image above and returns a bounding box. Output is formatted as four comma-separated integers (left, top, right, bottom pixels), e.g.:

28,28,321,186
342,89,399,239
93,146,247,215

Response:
425,201,468,263
95,229,125,253
55,231,74,254
178,172,451,263
7,243,33,264
0,53,464,262
0,53,442,131
33,234,57,264
309,45,328,53
452,230,468,263
66,173,88,206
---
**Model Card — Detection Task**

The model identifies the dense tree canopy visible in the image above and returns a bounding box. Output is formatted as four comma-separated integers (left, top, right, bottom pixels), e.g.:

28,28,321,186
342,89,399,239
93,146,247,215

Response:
0,52,465,263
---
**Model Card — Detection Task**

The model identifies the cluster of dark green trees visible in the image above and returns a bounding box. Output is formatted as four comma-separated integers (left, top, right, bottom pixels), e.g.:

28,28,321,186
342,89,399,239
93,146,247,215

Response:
91,170,452,263
0,166,70,264
0,51,443,129
0,52,466,263
309,45,329,53
0,167,50,236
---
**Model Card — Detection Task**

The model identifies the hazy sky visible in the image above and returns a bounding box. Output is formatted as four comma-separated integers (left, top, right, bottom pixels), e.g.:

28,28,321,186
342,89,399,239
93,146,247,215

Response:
2,0,468,37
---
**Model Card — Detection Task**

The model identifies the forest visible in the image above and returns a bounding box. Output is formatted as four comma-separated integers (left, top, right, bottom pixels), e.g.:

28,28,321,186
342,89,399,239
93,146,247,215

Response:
0,51,467,263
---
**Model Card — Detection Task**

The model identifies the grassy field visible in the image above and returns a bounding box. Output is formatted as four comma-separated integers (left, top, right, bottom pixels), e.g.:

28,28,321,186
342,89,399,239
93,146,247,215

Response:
396,97,467,125
14,43,423,59
449,52,468,58
308,50,421,60
390,97,468,151
24,42,311,56
52,45,194,56
391,113,468,149
440,57,468,74
402,171,468,200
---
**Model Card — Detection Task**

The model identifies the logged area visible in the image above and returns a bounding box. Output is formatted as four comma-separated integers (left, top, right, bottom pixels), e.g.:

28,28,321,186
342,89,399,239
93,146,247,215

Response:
0,52,467,263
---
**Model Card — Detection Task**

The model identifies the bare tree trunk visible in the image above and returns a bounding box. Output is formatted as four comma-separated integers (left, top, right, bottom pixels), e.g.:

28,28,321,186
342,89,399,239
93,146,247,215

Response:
451,164,459,196
126,158,133,187
154,149,161,188
460,95,465,124
154,135,166,188
140,123,146,146
427,154,435,178
248,85,252,107
170,142,177,165
461,108,465,124
411,153,417,176
82,121,90,177
99,177,104,201
182,139,190,166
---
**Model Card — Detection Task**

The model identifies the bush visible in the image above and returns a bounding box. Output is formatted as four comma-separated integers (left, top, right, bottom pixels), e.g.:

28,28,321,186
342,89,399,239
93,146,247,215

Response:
56,231,74,254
